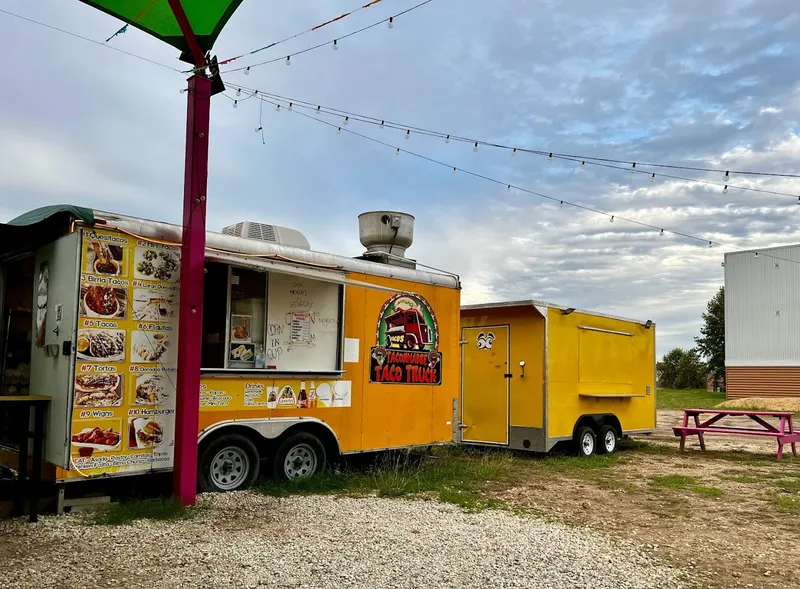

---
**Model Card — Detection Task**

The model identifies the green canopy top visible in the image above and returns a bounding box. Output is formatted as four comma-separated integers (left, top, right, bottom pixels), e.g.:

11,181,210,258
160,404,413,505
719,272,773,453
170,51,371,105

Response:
78,0,243,56
7,205,95,227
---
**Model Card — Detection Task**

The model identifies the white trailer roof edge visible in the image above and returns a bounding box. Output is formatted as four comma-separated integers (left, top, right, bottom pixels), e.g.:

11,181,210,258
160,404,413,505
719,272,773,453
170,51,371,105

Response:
93,210,461,290
461,299,653,327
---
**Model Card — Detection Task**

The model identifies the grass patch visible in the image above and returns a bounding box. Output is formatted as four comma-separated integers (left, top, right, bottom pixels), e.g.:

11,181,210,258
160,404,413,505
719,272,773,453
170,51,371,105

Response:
722,475,762,484
651,474,724,497
768,493,800,514
89,497,202,526
773,479,800,493
657,388,725,410
256,448,518,512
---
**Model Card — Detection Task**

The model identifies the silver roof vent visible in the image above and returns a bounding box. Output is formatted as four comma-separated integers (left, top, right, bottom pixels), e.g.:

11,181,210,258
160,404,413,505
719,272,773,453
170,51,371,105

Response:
357,211,416,269
221,221,310,250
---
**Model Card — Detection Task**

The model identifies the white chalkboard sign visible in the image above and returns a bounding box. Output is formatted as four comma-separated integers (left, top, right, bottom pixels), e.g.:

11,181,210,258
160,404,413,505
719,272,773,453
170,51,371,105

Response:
265,273,342,372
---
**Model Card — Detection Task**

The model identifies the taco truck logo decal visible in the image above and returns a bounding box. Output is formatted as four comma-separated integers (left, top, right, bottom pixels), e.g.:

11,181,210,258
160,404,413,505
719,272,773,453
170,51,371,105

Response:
370,294,442,385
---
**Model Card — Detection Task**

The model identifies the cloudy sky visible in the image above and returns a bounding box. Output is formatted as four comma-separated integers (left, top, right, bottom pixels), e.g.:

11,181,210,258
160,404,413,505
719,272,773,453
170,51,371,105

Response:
2,0,799,357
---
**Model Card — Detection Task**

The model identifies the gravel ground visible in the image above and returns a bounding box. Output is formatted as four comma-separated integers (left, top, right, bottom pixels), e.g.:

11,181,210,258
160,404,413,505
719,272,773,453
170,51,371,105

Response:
1,493,687,589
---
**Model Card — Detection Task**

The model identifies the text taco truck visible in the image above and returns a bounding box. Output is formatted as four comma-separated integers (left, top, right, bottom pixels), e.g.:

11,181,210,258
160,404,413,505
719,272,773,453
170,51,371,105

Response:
0,208,460,494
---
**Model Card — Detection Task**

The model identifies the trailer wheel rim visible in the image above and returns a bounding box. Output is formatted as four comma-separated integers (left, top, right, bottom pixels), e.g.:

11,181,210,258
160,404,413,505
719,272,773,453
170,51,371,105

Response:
284,443,317,479
581,432,594,456
603,430,616,453
210,446,250,491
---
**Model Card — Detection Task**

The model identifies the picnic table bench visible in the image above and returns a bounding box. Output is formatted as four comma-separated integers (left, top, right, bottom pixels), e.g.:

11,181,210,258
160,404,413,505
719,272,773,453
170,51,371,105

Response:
673,408,799,460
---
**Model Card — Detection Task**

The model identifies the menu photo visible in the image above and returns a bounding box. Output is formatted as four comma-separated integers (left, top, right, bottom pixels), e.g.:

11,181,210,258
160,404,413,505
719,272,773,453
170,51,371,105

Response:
80,284,127,320
130,330,177,365
132,371,176,407
134,245,181,283
84,240,125,277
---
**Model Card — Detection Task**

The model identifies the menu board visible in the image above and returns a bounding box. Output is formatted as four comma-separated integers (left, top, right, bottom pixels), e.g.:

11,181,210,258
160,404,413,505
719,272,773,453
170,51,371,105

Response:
69,228,180,477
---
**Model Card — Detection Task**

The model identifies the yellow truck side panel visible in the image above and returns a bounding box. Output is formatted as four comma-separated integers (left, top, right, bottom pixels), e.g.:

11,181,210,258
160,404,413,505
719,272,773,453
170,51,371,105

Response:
199,273,459,456
546,307,656,439
461,306,545,429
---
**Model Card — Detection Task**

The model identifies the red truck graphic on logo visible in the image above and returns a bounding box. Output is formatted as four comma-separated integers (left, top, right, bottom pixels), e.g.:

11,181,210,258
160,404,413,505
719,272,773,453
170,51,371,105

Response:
383,308,433,350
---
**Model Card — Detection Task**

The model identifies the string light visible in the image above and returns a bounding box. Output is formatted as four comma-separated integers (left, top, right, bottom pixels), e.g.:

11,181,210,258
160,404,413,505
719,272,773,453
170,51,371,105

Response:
580,160,585,168
473,141,478,152
512,148,517,156
316,106,321,113
651,173,656,183
388,16,394,28
445,135,450,144
288,102,293,111
332,39,339,50
547,153,553,164
452,167,456,175
179,88,188,94
507,184,511,192
343,116,349,125
610,215,614,222
708,241,713,247
660,229,664,236
755,252,759,258
723,185,728,194
630,162,636,175
285,55,291,65
723,171,730,182
405,130,411,140
395,147,400,156
245,66,251,75
233,100,238,108
337,127,342,135
559,200,563,207
254,126,262,133
236,88,241,97
275,104,281,112
380,120,385,129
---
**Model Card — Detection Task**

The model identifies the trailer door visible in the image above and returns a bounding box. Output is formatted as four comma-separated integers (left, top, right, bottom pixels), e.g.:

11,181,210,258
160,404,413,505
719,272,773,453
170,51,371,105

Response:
29,232,81,467
461,325,509,445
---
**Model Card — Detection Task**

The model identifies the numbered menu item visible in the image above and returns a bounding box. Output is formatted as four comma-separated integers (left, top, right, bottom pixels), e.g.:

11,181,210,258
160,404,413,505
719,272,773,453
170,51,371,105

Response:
128,417,165,449
77,329,126,362
134,373,173,405
81,285,127,319
132,288,176,322
131,331,174,364
85,241,125,276
74,373,123,407
134,246,180,282
71,420,122,454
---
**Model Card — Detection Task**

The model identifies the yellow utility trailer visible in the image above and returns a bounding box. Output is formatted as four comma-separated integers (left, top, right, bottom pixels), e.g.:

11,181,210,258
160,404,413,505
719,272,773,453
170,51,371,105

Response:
460,301,656,456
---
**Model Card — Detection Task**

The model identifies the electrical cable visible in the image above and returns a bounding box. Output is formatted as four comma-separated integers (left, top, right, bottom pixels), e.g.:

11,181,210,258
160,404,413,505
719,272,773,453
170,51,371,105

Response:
247,92,800,266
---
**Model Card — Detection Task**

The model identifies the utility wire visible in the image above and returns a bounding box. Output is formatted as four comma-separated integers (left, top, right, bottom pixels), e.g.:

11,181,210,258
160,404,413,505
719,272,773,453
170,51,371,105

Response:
0,8,182,73
245,91,800,266
230,85,800,201
220,0,435,74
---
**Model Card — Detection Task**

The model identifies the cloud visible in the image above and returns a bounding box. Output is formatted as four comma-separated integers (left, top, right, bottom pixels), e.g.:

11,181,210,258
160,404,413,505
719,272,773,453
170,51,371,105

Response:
1,0,799,358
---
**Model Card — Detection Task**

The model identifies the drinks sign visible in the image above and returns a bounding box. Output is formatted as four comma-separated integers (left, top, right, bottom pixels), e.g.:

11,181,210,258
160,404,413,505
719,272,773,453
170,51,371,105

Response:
369,293,442,385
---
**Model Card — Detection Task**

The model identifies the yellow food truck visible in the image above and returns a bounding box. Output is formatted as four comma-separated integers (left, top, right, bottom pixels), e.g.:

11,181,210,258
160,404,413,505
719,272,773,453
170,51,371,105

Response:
460,301,656,455
0,206,460,493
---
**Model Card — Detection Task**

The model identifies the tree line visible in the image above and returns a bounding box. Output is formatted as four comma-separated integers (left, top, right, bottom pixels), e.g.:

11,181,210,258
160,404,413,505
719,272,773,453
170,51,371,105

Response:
657,287,725,390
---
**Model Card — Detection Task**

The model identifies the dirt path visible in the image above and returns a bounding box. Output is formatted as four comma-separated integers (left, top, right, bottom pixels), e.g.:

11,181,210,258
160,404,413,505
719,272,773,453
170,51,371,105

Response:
490,410,800,589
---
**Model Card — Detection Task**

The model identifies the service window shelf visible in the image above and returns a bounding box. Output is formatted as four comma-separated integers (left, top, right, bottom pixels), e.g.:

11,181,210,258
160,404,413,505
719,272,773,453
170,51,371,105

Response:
579,393,646,398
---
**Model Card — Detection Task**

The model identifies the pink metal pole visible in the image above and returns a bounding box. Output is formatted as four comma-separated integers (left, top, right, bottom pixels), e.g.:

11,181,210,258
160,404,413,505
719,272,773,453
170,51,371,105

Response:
173,73,211,506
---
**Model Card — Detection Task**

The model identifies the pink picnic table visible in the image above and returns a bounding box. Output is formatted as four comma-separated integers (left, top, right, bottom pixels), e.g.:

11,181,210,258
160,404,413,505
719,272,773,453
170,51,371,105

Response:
672,408,800,460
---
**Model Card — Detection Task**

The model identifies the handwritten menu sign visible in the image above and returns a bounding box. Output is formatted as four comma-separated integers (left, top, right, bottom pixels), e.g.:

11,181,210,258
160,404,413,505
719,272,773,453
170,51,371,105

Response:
68,228,180,479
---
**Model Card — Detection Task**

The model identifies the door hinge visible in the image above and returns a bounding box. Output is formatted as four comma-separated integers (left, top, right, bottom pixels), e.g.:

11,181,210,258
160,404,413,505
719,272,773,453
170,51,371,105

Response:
504,373,513,378
458,423,469,429
459,340,468,345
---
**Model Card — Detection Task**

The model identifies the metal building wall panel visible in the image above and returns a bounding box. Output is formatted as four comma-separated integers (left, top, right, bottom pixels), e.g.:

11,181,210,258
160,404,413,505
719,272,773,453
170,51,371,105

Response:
725,245,800,366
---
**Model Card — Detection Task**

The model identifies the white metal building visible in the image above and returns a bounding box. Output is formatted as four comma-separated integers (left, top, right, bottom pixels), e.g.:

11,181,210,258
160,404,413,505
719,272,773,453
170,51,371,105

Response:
724,244,800,399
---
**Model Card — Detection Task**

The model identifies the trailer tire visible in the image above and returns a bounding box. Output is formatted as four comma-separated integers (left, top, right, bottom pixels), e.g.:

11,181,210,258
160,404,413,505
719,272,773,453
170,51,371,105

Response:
575,426,597,457
198,433,260,493
597,425,618,454
274,432,326,481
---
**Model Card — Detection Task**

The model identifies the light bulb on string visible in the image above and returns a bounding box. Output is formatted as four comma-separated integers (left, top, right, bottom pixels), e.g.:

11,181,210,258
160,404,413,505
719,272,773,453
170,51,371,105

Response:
507,184,511,192
254,126,262,133
445,135,450,144
396,148,400,156
285,55,291,65
651,173,656,183
473,142,478,152
316,106,321,113
559,200,563,207
275,104,281,112
547,153,553,164
380,120,385,129
580,160,585,168
388,16,394,29
245,66,251,75
610,215,614,223
179,88,188,94
708,241,713,248
660,229,664,236
236,88,241,97
332,39,339,50
452,167,456,175
288,102,293,111
723,185,728,194
512,148,517,156
343,116,349,126
337,127,342,135
233,100,238,108
630,162,636,175
755,252,759,258
723,171,730,182
405,130,411,140
797,197,800,205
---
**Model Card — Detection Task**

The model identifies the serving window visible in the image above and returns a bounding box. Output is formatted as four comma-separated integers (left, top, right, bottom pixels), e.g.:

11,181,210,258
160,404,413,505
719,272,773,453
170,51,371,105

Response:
201,262,344,374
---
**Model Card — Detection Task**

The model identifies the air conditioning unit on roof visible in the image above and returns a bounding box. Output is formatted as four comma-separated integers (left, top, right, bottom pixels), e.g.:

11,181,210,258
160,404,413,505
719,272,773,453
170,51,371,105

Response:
221,221,310,250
